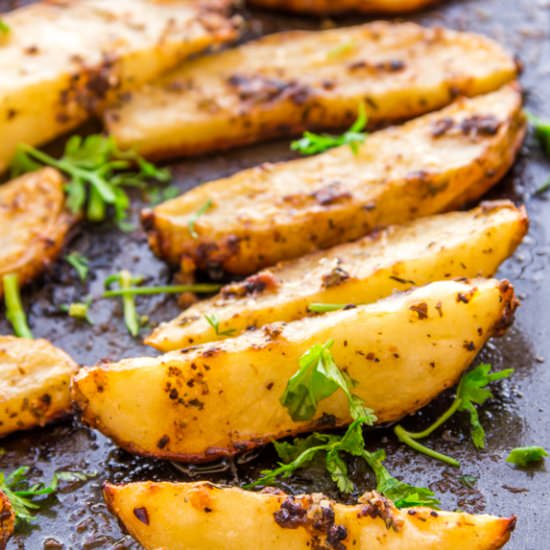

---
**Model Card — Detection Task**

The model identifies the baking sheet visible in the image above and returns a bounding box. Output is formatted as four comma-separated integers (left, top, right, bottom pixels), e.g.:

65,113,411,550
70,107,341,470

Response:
1,0,549,548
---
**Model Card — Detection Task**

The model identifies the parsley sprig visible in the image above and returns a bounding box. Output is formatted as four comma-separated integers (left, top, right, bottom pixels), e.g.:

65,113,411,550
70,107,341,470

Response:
281,339,376,423
0,467,94,525
506,446,548,467
11,135,170,227
291,103,367,156
394,363,514,467
0,18,10,36
204,313,236,337
2,274,32,339
188,199,213,239
65,252,90,282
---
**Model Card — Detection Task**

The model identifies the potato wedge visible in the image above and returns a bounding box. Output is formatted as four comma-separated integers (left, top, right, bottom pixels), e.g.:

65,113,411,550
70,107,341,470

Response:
0,0,239,174
104,482,515,550
105,22,517,159
0,336,78,438
73,278,517,462
143,84,525,277
0,490,14,550
147,201,527,351
0,168,75,297
249,0,439,15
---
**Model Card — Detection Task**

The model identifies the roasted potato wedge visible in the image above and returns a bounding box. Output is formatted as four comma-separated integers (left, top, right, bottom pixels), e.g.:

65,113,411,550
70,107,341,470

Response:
143,84,525,276
0,490,14,550
0,168,75,297
105,22,517,159
0,0,239,173
104,481,515,550
0,336,78,438
147,201,527,351
73,278,517,462
249,0,440,15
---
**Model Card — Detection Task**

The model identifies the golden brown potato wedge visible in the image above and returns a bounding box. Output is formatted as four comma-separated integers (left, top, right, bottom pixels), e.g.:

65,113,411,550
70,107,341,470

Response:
249,0,440,15
104,482,515,550
0,490,14,550
147,201,527,351
143,84,525,277
0,168,75,297
0,336,78,438
0,0,239,173
105,22,517,159
73,278,517,462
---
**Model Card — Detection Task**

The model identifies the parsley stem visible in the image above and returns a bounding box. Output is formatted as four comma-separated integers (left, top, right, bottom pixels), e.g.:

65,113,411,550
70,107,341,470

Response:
87,185,106,221
2,274,33,339
393,425,460,468
102,283,222,298
401,398,463,440
120,270,140,337
308,303,349,313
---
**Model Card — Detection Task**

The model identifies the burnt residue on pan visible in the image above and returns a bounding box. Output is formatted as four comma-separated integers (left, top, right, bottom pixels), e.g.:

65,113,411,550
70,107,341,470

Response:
1,0,550,548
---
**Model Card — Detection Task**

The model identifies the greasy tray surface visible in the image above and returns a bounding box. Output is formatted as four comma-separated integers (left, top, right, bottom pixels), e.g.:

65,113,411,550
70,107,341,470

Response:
1,0,549,548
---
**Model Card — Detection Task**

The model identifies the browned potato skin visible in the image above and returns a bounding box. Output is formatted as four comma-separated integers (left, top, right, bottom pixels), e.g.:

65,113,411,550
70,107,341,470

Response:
107,22,517,160
143,85,526,277
0,336,78,438
0,491,14,550
146,201,528,351
104,482,515,550
249,0,439,14
0,0,239,173
0,168,76,297
73,279,517,462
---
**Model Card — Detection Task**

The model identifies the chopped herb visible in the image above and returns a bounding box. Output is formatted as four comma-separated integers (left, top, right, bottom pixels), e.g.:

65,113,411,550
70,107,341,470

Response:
247,419,439,508
506,446,548,467
281,339,376,423
528,112,550,156
394,363,514,466
307,303,349,313
11,135,170,226
535,178,550,195
327,40,356,59
0,18,10,36
65,252,89,281
204,313,236,337
458,474,478,489
102,283,221,298
0,466,95,525
148,185,180,206
104,271,143,337
61,298,93,325
2,274,32,339
188,199,213,239
291,103,367,156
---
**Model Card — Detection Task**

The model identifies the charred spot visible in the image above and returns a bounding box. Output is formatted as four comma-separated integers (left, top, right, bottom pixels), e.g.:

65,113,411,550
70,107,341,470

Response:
316,413,337,428
133,507,149,525
221,271,278,298
227,74,311,106
431,117,454,137
357,492,402,532
463,340,476,351
322,267,350,288
327,524,348,549
409,302,428,319
188,398,205,410
157,435,170,449
263,324,283,340
312,183,352,206
202,347,220,358
266,382,274,390
274,497,308,529
376,59,406,72
390,275,416,285
459,115,501,137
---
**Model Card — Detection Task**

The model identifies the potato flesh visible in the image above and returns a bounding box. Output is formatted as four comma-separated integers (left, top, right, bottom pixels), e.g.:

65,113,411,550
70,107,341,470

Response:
0,490,14,550
249,0,439,14
106,22,516,160
104,482,515,550
147,201,527,351
143,84,525,275
73,279,516,462
0,168,75,296
0,336,78,438
0,0,238,173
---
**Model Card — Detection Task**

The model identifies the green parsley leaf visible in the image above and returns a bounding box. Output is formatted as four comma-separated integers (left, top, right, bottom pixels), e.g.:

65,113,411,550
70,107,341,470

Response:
0,467,95,525
0,19,10,36
188,199,213,239
10,135,170,226
148,185,180,206
535,178,550,195
61,298,93,325
104,270,142,336
456,363,514,449
204,313,236,337
506,446,548,467
2,274,32,339
281,340,376,423
528,112,550,156
291,103,367,156
307,303,349,313
458,474,478,489
65,252,89,281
